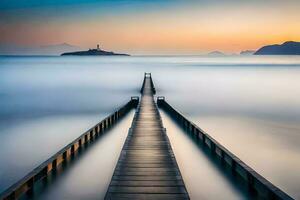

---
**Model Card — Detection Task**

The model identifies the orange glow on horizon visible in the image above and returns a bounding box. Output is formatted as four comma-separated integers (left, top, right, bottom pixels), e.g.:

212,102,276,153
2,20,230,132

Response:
1,2,300,54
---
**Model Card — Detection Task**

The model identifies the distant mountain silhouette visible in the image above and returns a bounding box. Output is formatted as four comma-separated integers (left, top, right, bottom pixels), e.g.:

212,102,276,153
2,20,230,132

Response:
240,50,255,55
61,45,130,56
0,43,82,55
208,51,225,56
255,41,300,55
37,43,82,55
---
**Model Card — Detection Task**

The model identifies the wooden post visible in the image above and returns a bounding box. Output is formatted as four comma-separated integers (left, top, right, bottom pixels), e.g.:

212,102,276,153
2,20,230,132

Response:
100,123,103,133
52,159,57,169
63,151,68,160
89,131,93,141
27,177,34,194
71,144,75,154
84,134,88,143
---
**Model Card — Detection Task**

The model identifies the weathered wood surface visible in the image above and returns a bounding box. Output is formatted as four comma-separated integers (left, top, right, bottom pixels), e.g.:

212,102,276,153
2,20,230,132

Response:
105,74,189,200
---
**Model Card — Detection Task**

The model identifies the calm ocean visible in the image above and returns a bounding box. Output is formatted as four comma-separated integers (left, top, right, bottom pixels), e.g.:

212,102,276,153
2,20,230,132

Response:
1,55,299,199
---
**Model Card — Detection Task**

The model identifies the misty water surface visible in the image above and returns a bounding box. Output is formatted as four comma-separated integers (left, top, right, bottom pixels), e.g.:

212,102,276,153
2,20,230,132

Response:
0,55,300,198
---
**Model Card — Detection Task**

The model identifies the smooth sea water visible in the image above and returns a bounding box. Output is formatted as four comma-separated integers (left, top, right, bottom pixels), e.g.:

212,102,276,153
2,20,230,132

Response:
0,55,300,199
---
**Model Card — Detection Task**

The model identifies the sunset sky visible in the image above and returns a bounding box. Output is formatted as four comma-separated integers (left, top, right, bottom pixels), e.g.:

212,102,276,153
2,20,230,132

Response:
1,0,300,54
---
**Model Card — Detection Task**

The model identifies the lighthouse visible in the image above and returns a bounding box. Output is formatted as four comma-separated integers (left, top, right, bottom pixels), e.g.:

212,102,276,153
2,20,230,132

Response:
97,44,100,50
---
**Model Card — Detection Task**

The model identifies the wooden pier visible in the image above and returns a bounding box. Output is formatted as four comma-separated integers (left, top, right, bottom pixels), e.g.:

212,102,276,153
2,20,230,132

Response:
105,73,189,200
0,73,294,200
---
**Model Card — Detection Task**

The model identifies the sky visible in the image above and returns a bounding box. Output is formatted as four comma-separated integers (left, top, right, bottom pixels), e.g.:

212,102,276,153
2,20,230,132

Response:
0,0,300,54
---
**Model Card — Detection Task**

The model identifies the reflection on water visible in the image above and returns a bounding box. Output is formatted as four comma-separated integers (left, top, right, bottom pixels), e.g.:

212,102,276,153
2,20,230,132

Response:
0,55,300,198
160,111,255,200
22,111,134,200
191,116,300,199
0,114,108,190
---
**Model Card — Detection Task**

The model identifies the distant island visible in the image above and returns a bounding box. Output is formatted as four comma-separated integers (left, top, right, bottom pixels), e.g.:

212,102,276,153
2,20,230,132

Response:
207,51,225,56
254,41,300,55
240,50,255,55
61,45,130,56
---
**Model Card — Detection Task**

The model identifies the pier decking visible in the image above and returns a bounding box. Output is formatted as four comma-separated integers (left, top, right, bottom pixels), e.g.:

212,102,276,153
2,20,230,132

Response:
105,74,189,200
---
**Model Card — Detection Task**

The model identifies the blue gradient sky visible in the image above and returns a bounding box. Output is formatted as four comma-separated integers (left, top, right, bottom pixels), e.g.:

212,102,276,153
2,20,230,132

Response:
1,0,300,54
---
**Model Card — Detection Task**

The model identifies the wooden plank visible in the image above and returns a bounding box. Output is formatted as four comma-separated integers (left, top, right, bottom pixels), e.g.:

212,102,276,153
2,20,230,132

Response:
112,176,182,181
110,180,184,187
108,186,187,194
107,193,189,200
105,74,189,200
113,171,180,176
